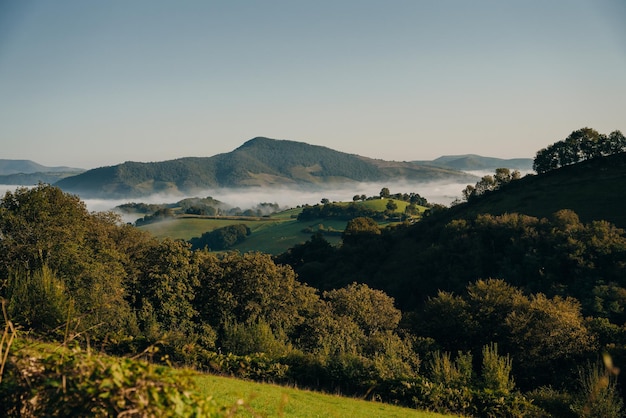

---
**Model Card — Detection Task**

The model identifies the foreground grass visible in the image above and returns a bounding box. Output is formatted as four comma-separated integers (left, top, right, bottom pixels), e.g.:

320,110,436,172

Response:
194,373,457,418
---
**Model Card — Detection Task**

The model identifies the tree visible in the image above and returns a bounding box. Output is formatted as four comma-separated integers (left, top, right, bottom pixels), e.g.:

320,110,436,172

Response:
0,184,90,276
342,217,381,244
462,184,476,201
324,283,401,335
195,251,318,338
505,293,596,388
129,238,199,337
0,184,138,342
385,200,398,214
474,175,496,195
379,187,390,198
533,128,625,174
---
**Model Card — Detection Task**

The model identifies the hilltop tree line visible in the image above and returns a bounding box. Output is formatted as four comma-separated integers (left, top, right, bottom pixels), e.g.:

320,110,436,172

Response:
127,198,282,226
299,189,428,221
2,184,626,416
534,127,626,174
462,167,521,201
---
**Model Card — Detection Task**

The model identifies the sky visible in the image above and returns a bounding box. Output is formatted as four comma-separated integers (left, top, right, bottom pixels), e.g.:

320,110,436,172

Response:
1,0,625,169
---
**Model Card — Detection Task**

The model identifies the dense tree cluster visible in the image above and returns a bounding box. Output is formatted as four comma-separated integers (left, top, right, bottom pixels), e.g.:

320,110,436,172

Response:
3,183,626,416
189,224,251,251
534,127,626,174
298,189,428,222
297,202,381,221
462,167,521,200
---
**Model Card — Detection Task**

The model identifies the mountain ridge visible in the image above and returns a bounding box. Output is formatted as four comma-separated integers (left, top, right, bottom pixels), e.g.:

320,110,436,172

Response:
0,159,84,175
413,154,533,171
54,137,480,198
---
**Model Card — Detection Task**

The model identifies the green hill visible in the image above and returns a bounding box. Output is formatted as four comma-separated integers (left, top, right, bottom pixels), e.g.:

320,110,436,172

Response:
286,152,626,309
54,137,476,198
443,151,626,229
138,198,423,254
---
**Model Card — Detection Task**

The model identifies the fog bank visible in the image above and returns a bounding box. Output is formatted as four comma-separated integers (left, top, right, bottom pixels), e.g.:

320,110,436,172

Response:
1,178,483,217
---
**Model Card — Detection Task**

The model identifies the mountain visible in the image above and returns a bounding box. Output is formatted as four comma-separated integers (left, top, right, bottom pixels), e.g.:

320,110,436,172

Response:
0,159,83,175
0,159,85,186
54,137,478,198
414,154,533,172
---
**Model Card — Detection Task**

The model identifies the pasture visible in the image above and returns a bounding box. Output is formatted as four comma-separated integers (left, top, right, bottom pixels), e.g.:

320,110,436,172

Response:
138,199,424,254
194,373,457,418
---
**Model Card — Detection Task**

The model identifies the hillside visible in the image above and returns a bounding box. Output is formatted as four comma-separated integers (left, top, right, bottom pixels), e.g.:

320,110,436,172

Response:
287,152,626,309
54,137,477,198
443,151,626,229
414,154,533,172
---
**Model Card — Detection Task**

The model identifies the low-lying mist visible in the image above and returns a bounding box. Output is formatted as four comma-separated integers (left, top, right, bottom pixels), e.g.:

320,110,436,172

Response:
85,179,474,221
1,176,503,223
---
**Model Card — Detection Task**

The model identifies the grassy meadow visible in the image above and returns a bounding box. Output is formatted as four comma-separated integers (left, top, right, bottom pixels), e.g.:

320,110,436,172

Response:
138,199,424,254
194,373,457,418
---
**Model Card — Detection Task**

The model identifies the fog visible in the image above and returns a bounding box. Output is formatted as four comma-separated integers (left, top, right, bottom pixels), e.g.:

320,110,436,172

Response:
1,179,472,217
84,180,474,217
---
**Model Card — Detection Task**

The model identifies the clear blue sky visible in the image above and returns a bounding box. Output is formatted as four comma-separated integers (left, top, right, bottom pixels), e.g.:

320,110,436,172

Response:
1,0,624,168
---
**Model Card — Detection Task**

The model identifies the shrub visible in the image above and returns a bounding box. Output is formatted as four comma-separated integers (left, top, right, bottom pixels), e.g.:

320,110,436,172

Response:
0,341,226,417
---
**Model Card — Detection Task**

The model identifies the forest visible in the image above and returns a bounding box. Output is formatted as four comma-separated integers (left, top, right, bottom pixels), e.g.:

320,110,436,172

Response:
2,128,626,416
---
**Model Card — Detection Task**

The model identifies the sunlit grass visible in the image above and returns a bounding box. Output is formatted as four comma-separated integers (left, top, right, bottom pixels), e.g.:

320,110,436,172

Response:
194,373,458,418
138,199,426,254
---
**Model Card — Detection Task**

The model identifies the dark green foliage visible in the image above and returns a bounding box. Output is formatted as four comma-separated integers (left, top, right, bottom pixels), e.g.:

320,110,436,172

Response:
534,128,626,174
297,202,380,221
274,232,335,270
128,238,199,335
418,279,597,390
4,178,626,415
116,201,167,214
0,342,224,417
290,210,626,316
189,224,251,250
463,167,521,200
324,283,401,335
0,184,141,342
571,359,624,418
135,207,176,226
5,267,70,333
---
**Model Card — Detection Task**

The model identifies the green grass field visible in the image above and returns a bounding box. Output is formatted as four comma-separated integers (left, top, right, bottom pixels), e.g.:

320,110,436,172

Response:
194,373,457,418
138,199,426,255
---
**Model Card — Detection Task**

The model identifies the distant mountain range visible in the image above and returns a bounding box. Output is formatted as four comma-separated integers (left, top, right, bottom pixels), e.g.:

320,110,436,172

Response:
0,159,83,175
413,154,533,172
2,138,534,199
0,159,84,185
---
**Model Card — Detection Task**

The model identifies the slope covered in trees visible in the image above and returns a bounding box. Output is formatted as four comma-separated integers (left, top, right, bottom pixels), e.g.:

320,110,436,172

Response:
54,137,476,198
454,151,626,229
2,180,626,416
3,128,626,416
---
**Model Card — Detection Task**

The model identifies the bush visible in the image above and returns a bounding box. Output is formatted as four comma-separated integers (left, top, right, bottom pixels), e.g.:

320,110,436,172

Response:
0,341,226,417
